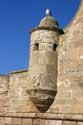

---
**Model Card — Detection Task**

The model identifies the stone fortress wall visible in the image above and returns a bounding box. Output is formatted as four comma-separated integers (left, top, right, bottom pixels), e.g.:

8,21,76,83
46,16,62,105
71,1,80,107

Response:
49,0,83,114
0,75,9,114
0,0,83,125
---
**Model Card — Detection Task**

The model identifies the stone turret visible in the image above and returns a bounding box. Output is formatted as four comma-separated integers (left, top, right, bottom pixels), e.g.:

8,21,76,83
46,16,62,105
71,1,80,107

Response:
0,2,83,125
28,9,63,112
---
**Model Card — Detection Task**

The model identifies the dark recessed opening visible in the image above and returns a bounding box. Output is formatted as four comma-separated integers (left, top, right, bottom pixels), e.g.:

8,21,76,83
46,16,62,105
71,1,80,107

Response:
34,43,39,51
53,44,57,51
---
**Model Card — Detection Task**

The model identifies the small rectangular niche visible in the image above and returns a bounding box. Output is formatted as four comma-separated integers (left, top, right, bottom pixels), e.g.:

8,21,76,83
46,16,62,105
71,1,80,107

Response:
53,44,57,51
34,43,39,51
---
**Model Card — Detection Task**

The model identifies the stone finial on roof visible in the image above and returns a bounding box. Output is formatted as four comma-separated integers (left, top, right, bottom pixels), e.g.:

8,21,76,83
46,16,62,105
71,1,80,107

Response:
46,9,52,16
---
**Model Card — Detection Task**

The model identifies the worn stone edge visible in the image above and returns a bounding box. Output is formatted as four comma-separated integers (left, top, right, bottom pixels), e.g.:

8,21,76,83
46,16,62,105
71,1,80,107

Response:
10,69,28,74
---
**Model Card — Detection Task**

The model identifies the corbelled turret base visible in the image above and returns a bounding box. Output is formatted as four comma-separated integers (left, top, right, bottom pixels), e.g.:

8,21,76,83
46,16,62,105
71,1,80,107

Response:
27,89,57,112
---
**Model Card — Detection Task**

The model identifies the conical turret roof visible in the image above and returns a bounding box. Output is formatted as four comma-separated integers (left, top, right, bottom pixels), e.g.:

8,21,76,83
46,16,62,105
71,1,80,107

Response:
30,9,64,34
39,9,59,28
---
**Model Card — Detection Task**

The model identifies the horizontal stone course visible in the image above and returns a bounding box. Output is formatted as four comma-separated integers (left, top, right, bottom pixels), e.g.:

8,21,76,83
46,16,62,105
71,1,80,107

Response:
0,113,83,125
0,113,82,121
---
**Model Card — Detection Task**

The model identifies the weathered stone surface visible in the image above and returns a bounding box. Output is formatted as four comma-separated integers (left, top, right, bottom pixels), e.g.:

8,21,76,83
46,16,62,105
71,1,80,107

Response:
0,0,83,124
63,121,77,125
49,0,83,114
0,75,9,114
40,120,62,125
2,117,22,125
22,118,32,125
8,70,39,113
78,122,83,125
0,113,82,125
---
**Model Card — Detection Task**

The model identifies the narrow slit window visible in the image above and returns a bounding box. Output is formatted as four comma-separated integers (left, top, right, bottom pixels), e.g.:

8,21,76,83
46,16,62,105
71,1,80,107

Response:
34,43,39,51
53,44,57,51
